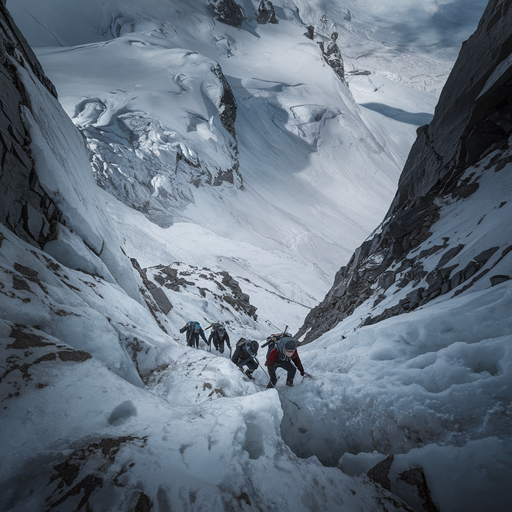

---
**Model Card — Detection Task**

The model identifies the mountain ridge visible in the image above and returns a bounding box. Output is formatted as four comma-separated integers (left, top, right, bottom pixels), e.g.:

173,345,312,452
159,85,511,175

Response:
296,0,512,344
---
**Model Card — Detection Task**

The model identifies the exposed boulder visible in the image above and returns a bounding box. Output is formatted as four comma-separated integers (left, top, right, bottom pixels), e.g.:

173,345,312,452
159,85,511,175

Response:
318,32,345,83
367,456,439,512
257,0,278,25
208,0,244,27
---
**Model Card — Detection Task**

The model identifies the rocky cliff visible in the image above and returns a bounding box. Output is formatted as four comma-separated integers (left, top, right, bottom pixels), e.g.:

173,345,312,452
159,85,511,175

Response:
0,1,60,248
297,0,512,344
0,0,173,328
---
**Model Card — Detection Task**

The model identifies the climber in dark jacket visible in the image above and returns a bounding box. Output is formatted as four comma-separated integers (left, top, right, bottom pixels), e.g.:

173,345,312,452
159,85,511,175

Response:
179,321,208,348
208,323,231,354
231,338,259,380
265,337,304,387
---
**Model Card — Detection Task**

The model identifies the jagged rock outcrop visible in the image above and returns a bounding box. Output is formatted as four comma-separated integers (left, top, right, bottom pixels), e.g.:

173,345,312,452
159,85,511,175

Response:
144,263,258,321
257,0,278,25
390,0,512,212
0,2,61,248
367,456,439,512
212,63,238,141
304,25,315,40
297,0,512,344
319,32,345,83
208,0,244,27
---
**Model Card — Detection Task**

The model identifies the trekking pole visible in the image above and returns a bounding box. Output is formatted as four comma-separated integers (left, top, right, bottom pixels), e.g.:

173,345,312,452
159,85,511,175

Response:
255,358,301,410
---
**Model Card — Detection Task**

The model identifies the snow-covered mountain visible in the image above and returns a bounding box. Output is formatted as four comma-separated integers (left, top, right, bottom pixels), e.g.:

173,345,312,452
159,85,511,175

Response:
2,0,510,511
5,0,450,291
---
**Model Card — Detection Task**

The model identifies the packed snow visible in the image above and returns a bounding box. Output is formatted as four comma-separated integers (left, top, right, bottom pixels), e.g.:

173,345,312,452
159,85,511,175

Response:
3,1,509,511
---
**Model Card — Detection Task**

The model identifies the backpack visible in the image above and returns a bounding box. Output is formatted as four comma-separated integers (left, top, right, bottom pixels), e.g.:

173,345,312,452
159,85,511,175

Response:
263,332,293,357
187,321,200,333
236,338,258,356
213,323,226,337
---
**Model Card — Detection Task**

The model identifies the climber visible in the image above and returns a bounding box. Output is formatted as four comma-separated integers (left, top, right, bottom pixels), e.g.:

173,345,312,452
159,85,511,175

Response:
208,322,231,354
179,321,208,349
265,337,305,388
231,338,259,380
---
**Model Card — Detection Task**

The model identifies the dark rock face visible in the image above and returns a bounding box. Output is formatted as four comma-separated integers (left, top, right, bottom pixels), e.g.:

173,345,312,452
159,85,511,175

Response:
304,25,314,40
390,0,512,212
144,263,258,321
297,0,512,344
219,270,258,319
130,258,173,331
319,32,345,83
367,455,394,491
368,456,439,512
257,0,278,25
43,436,149,510
398,467,439,512
208,0,244,27
0,3,61,248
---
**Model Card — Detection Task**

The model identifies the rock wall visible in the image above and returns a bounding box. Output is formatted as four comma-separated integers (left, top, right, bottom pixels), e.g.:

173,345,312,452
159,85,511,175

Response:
208,0,244,27
257,0,278,25
0,1,60,248
297,0,512,344
0,1,172,322
391,0,512,212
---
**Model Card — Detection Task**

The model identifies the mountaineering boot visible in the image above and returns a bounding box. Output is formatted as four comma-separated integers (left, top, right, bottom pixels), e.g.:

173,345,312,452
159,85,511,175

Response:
286,381,294,387
245,369,255,380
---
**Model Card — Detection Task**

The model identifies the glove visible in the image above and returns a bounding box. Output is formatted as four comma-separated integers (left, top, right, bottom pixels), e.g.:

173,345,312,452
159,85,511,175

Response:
300,371,305,376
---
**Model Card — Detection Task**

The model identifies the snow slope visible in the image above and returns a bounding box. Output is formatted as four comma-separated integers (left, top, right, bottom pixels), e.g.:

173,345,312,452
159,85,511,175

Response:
7,0,452,296
3,1,503,511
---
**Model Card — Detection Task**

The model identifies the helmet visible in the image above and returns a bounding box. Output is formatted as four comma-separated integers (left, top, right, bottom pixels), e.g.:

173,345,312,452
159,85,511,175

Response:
282,338,296,354
246,340,259,356
217,324,226,335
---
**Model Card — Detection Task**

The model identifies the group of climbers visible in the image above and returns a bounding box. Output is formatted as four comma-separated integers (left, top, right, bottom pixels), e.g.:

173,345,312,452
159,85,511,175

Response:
179,321,231,353
180,322,310,387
